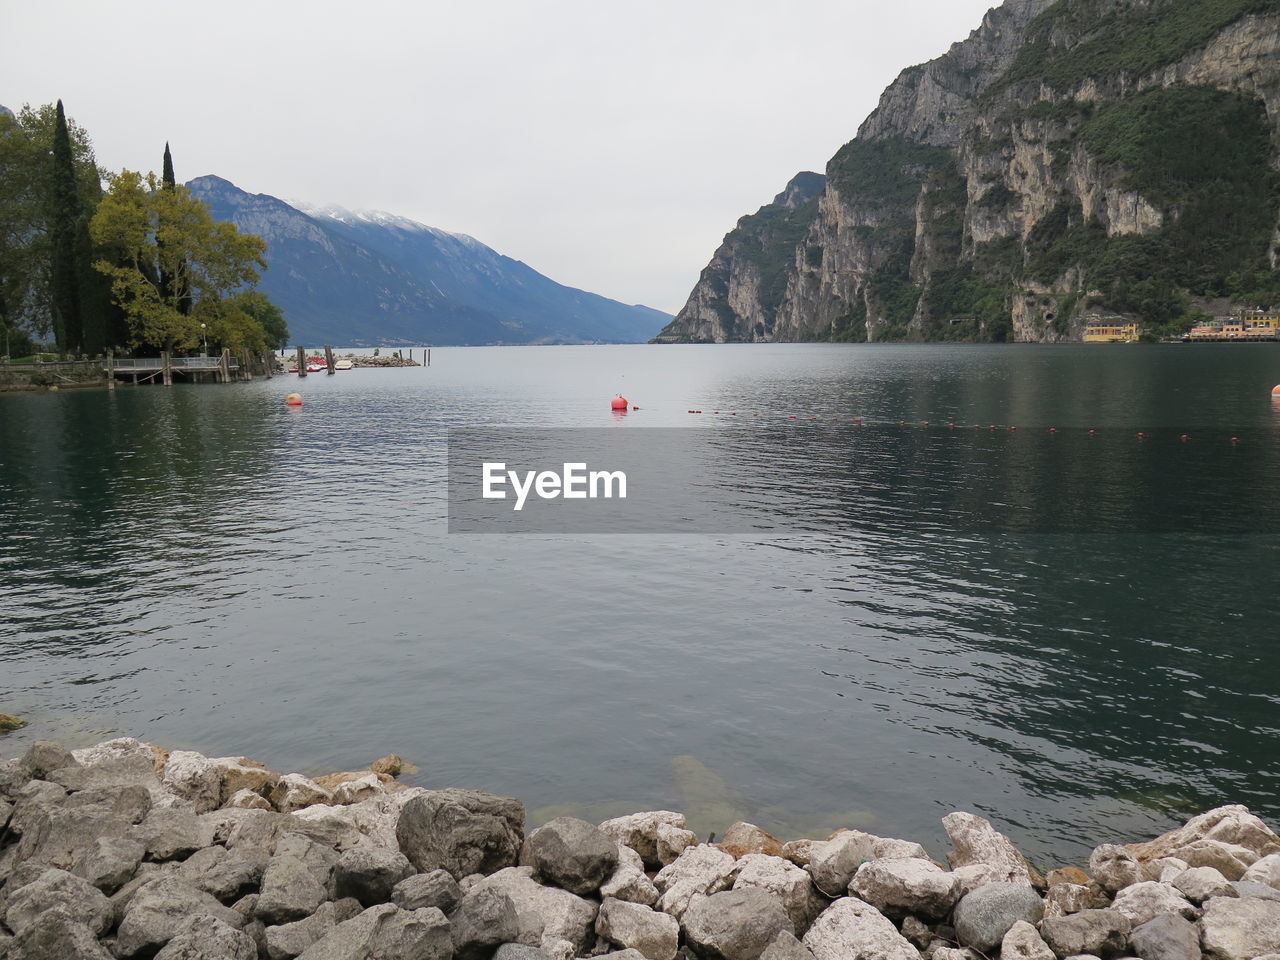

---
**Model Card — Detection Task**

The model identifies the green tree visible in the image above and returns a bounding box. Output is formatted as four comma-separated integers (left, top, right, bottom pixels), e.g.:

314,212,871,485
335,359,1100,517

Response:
0,102,105,351
90,170,267,351
230,290,288,349
49,100,85,352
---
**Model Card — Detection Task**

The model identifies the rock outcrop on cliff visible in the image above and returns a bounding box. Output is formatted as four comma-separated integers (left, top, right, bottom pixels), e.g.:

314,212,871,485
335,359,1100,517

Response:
657,0,1280,344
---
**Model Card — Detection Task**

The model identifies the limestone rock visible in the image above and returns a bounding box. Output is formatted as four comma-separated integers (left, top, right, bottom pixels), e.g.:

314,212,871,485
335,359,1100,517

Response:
653,844,738,920
392,869,463,914
495,946,554,960
597,897,680,960
451,888,520,960
1235,880,1280,902
757,931,819,960
162,751,224,813
1127,806,1280,879
1046,867,1091,887
226,788,273,810
332,773,385,806
805,832,876,898
64,783,153,824
1143,857,1190,883
849,857,961,920
1038,908,1132,959
471,866,599,955
1001,919,1056,960
396,788,525,878
657,823,700,866
370,755,404,777
70,835,146,893
682,887,791,960
3,867,113,937
334,840,414,906
601,841,661,907
1172,865,1235,903
800,896,918,960
256,850,330,925
263,899,362,960
942,812,1036,885
5,907,114,960
177,844,269,903
1243,854,1280,890
781,840,815,868
1199,896,1280,960
719,822,784,860
296,904,452,960
527,816,619,895
1129,913,1201,960
153,915,258,960
72,737,155,768
1044,882,1105,918
600,811,689,869
116,876,246,958
133,807,216,861
733,853,825,935
1090,845,1142,893
1110,881,1196,926
271,774,333,813
21,741,77,779
951,882,1045,951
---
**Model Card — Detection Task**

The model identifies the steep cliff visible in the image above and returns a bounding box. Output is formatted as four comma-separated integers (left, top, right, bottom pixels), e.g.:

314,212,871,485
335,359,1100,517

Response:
657,0,1280,343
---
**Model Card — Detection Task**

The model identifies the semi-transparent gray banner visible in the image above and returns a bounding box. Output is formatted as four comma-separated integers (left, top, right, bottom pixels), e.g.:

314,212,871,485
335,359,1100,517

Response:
447,426,1280,534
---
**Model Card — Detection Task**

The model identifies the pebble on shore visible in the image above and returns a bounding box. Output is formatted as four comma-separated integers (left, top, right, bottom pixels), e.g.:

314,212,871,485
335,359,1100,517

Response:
2,736,1279,960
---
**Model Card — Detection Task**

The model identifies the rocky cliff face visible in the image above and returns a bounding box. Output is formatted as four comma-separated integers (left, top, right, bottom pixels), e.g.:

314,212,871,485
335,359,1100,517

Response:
658,0,1280,344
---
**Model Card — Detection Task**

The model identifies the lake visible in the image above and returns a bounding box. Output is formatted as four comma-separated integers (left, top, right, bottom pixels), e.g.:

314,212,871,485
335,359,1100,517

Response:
1,343,1278,866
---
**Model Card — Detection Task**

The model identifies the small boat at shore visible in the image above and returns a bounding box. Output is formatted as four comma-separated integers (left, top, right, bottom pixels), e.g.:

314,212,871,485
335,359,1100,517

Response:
334,359,354,370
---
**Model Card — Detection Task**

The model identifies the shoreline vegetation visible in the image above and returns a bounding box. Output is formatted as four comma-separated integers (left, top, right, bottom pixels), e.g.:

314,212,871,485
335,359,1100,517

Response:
2,737,1279,960
1,103,287,372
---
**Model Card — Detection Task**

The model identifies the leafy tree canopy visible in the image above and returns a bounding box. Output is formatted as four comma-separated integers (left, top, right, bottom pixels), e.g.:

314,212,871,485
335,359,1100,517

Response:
90,170,267,351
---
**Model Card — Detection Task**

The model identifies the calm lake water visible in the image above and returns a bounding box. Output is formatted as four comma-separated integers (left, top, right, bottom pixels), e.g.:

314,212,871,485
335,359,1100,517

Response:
2,343,1279,865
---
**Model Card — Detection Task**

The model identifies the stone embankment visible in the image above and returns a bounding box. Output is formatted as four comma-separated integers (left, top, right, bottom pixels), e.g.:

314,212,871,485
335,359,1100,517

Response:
343,354,420,368
2,737,1279,960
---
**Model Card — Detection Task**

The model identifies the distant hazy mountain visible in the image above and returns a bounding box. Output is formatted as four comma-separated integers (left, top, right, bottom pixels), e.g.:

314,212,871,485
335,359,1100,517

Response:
187,176,669,346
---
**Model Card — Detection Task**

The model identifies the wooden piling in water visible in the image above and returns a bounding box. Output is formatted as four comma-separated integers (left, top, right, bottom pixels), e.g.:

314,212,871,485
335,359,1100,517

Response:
241,349,252,381
162,351,172,387
296,345,307,378
427,348,431,367
325,345,335,375
106,350,116,391
220,349,231,383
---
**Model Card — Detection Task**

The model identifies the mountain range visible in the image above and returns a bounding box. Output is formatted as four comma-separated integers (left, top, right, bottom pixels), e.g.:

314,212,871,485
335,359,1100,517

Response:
187,176,669,346
657,0,1280,343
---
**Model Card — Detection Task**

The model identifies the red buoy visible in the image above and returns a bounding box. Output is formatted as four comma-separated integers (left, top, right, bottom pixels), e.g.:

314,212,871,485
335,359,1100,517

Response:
611,395,628,410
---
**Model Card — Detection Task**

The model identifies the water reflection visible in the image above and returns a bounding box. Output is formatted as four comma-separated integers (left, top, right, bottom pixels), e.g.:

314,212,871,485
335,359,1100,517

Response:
1,344,1278,865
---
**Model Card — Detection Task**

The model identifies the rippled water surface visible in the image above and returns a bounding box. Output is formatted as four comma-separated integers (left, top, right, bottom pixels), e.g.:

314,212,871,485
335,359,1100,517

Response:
2,343,1278,864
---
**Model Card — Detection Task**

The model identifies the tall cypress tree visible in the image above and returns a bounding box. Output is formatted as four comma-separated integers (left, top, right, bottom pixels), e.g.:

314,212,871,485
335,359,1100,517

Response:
158,142,192,317
49,100,84,353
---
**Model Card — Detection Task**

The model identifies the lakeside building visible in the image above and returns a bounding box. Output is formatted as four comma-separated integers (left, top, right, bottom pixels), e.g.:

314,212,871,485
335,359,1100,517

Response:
1187,309,1280,341
1083,316,1141,343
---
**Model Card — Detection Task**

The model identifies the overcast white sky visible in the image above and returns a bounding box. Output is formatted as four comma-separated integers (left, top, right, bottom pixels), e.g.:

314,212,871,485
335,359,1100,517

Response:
4,0,998,314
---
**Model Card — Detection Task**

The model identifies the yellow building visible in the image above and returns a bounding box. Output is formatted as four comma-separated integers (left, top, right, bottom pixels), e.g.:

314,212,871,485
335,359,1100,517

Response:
1187,311,1280,341
1084,316,1140,343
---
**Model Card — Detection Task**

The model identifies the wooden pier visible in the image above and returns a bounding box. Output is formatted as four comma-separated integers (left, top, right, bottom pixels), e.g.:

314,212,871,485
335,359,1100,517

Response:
106,351,253,385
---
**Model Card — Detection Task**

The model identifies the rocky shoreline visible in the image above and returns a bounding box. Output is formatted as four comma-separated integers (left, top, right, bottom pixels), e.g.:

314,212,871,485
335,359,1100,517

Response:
1,738,1278,960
